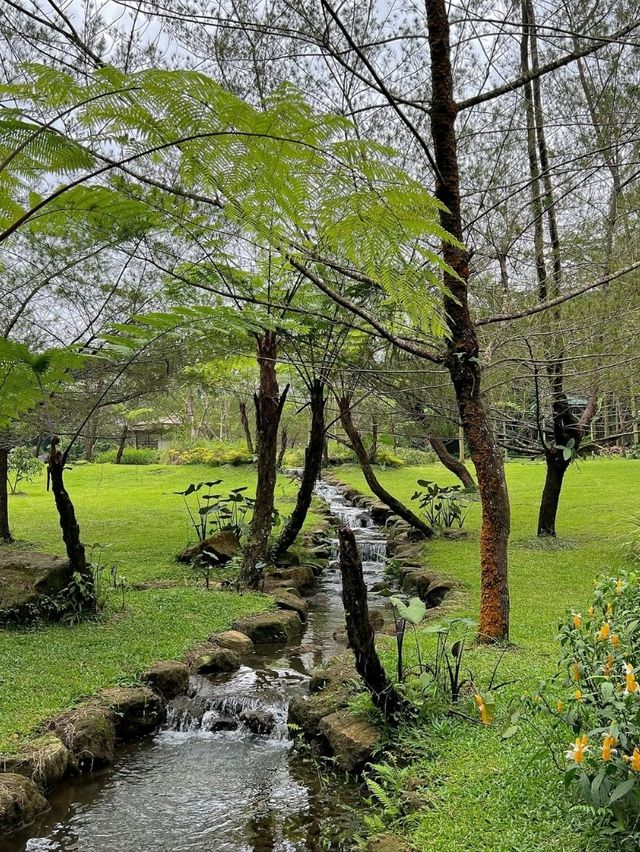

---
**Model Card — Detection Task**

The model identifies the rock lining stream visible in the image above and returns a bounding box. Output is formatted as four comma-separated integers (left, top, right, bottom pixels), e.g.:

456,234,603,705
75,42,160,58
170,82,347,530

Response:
1,482,392,852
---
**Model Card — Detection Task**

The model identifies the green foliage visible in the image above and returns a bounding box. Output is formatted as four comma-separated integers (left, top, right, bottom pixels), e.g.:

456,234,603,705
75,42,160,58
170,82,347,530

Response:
94,448,159,465
411,479,473,530
520,569,640,844
165,442,253,467
7,447,42,494
373,447,405,468
174,479,261,542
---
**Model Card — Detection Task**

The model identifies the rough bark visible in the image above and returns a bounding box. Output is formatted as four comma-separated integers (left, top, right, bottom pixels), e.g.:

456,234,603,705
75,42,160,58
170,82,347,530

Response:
115,422,128,464
47,437,94,603
428,437,476,490
338,527,403,722
426,0,511,641
272,379,326,560
238,399,254,454
277,425,288,469
0,445,12,543
240,331,289,588
338,395,434,538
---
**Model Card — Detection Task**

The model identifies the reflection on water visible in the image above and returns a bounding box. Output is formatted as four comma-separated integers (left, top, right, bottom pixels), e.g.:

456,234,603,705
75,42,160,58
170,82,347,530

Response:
3,483,388,852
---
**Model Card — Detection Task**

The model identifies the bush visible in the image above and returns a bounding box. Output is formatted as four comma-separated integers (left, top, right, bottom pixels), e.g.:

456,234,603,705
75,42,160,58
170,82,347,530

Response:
373,447,405,467
164,442,254,467
394,446,437,466
94,448,159,465
7,447,42,494
522,569,640,844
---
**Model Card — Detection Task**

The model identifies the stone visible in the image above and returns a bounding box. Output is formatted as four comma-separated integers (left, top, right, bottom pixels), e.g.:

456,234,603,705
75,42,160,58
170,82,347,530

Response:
370,503,393,524
370,581,391,594
425,579,455,607
240,709,276,735
319,711,381,772
0,773,49,834
275,551,300,566
263,566,315,595
191,646,241,674
273,591,308,622
369,610,385,632
1,735,70,791
0,551,73,621
402,569,437,600
232,610,303,644
212,630,254,657
141,661,190,699
309,655,357,694
177,529,240,565
53,706,116,773
288,691,346,739
209,717,238,732
97,686,165,740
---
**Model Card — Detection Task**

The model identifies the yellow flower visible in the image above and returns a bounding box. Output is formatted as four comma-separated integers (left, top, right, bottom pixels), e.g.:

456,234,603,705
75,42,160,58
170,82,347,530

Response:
606,603,614,616
588,606,595,617
474,693,493,726
602,734,617,761
603,654,614,677
572,613,582,629
556,700,565,713
574,689,583,701
571,662,582,682
633,748,640,772
611,633,621,649
616,578,625,595
624,662,638,695
597,622,611,641
567,735,589,764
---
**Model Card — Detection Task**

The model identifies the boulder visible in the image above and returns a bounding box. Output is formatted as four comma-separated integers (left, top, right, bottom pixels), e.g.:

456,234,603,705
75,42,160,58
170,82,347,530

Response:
402,569,438,600
263,566,315,595
319,711,381,772
369,610,385,632
288,691,347,739
191,646,241,674
97,686,165,740
177,530,240,565
232,610,303,644
53,706,116,772
212,630,254,657
370,503,393,525
273,591,308,622
141,661,190,699
425,579,455,607
0,773,49,834
309,655,357,694
240,709,276,735
0,551,73,622
1,735,70,791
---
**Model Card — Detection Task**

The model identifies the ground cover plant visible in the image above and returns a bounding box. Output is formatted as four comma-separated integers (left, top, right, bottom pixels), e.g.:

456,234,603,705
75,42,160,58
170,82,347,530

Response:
337,458,640,851
0,463,311,751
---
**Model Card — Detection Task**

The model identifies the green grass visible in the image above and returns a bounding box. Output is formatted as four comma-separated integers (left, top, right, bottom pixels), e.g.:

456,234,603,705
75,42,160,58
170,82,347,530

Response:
0,463,309,751
336,458,640,851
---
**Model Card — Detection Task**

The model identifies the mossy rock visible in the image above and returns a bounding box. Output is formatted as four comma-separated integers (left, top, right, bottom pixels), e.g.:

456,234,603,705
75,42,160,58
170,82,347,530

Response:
190,645,241,674
263,566,315,595
141,660,189,699
177,530,240,565
0,551,73,622
273,591,308,623
1,735,70,791
232,610,303,644
211,630,254,657
96,686,165,740
53,706,116,773
319,711,381,772
0,773,49,834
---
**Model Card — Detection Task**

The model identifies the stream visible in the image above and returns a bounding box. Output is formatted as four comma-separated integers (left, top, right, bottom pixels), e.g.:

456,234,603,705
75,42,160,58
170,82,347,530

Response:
3,482,389,852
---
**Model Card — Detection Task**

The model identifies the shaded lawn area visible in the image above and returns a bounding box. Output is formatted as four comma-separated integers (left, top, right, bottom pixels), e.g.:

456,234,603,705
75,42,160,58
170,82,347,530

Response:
0,463,310,751
336,458,640,852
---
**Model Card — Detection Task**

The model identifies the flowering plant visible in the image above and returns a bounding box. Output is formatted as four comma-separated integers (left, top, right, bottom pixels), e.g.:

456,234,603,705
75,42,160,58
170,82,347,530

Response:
521,570,640,838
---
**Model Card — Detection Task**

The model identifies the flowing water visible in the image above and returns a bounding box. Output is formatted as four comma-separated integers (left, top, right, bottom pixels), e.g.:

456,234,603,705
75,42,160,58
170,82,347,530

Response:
3,483,389,852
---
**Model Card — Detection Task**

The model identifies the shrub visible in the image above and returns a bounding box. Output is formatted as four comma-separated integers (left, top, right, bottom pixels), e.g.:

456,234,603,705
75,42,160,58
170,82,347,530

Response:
373,447,404,468
165,442,253,466
521,569,640,843
7,446,42,493
394,446,437,466
411,479,474,530
94,448,159,465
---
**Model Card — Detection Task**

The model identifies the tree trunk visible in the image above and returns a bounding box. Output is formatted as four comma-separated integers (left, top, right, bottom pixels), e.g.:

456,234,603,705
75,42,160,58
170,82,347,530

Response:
47,437,94,604
238,399,254,454
428,437,476,490
115,422,129,464
338,527,403,722
426,0,511,641
537,450,569,537
240,331,289,588
272,379,326,560
368,415,378,463
322,436,329,469
0,446,12,543
338,395,434,538
83,411,99,462
277,425,288,469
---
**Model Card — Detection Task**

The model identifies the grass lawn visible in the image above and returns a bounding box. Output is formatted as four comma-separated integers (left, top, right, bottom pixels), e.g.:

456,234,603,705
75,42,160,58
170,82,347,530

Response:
336,458,640,851
0,462,308,751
